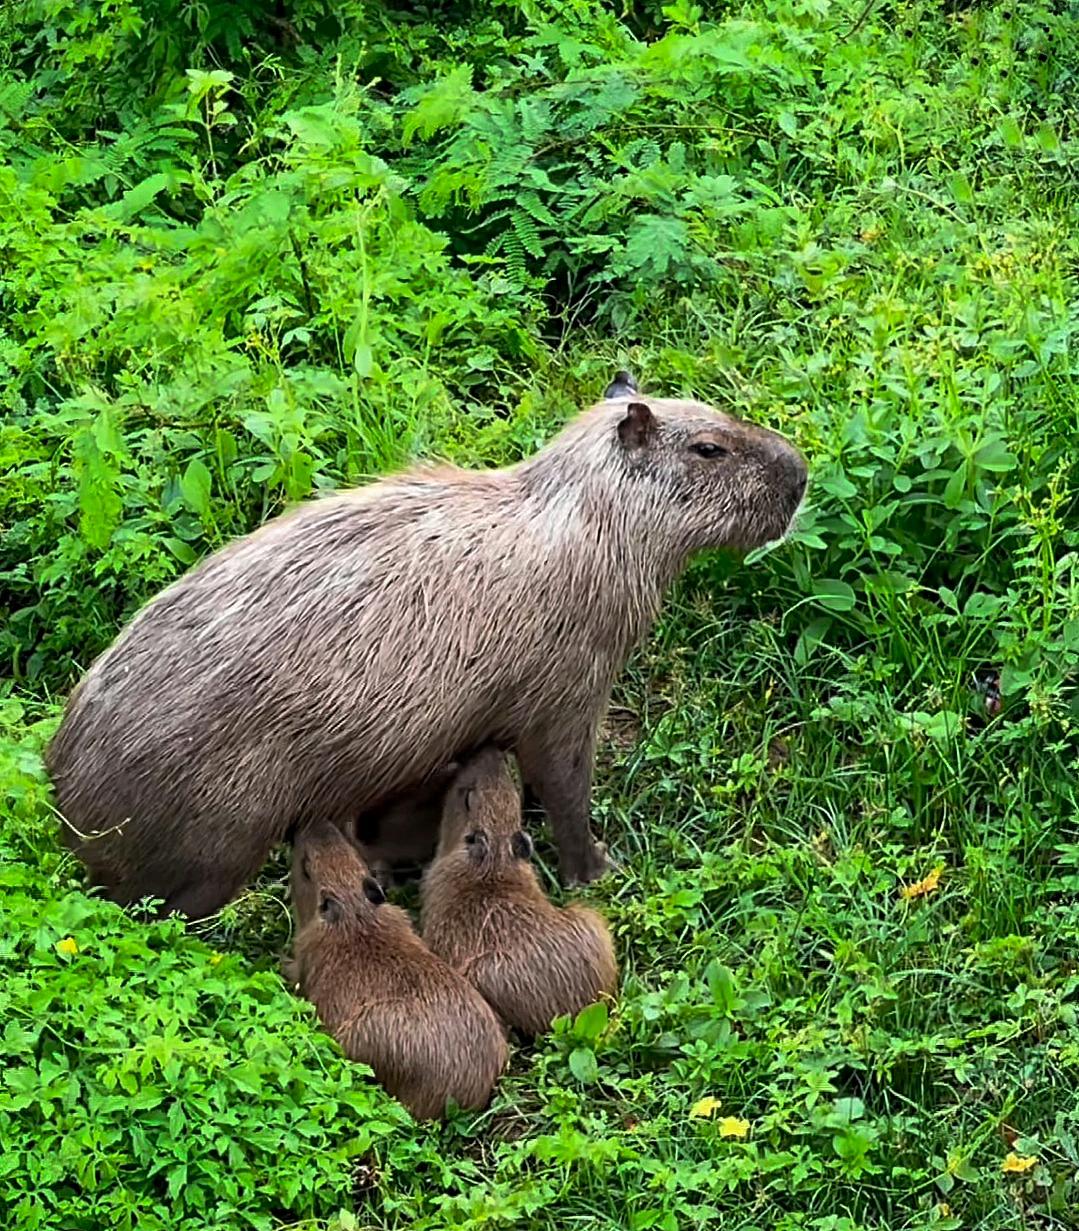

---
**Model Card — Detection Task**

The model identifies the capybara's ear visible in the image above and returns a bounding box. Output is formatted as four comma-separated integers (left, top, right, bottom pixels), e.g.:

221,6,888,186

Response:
464,829,489,862
510,830,534,861
319,893,343,923
361,876,386,906
618,401,655,450
604,370,638,399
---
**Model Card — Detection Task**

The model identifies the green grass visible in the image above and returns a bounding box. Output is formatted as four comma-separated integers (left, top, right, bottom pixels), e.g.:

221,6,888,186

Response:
3,0,1079,1228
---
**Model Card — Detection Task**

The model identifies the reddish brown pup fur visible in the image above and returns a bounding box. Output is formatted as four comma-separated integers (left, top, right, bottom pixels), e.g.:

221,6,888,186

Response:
288,820,506,1121
46,373,807,916
421,747,618,1036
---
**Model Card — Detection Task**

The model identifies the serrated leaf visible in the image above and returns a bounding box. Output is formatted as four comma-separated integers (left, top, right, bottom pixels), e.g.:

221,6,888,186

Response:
403,65,475,146
74,431,122,551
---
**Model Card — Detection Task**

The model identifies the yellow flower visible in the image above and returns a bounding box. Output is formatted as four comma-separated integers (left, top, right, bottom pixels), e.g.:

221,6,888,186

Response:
55,937,79,956
689,1096,722,1119
1002,1152,1037,1174
718,1117,750,1138
900,864,944,900
209,953,223,966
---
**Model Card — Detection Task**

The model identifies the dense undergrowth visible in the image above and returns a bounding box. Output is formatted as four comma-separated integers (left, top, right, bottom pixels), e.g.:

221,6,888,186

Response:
2,1,1079,1228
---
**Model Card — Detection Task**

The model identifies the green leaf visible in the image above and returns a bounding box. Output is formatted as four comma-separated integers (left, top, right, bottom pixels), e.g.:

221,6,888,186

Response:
794,616,831,666
403,65,476,146
998,115,1023,147
943,463,968,509
949,173,974,206
816,471,857,500
181,458,213,519
106,173,172,223
572,1001,608,1042
812,579,856,612
833,1097,865,1122
1036,122,1061,155
973,437,1018,473
568,1047,599,1084
74,431,121,552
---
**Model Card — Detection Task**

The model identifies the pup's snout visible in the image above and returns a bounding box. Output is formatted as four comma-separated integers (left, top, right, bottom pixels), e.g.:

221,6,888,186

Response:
764,435,808,509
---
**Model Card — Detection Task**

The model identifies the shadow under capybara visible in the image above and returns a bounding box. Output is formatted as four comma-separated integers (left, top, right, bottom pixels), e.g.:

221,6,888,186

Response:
46,370,808,917
288,819,507,1121
421,747,618,1037
354,761,461,889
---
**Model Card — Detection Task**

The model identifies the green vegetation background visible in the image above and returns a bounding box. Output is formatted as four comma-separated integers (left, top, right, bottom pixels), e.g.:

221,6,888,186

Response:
2,1,1078,1228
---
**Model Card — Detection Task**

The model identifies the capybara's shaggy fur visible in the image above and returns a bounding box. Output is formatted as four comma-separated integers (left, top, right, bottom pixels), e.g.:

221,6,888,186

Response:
421,747,618,1036
288,820,507,1120
46,372,807,916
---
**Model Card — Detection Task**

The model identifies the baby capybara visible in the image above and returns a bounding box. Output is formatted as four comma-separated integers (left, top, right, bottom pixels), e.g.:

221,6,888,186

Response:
47,371,807,916
288,819,507,1121
421,748,618,1036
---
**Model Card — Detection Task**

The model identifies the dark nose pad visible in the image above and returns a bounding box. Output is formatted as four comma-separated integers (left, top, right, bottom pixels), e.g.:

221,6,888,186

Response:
768,439,808,506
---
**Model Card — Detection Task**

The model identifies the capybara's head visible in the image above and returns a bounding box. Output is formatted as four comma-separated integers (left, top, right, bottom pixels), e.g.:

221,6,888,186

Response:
293,819,387,933
436,747,531,868
561,370,807,555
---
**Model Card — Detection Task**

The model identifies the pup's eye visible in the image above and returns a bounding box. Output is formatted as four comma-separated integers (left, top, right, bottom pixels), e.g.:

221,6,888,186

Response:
691,442,729,459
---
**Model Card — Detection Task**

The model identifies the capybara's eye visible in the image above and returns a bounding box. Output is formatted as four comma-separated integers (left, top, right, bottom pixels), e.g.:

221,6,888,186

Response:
464,830,481,846
510,830,533,861
690,441,729,459
318,894,342,923
362,876,386,906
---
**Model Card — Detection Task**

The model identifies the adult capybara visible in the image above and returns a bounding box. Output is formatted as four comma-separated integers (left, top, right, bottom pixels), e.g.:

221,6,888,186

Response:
46,371,807,916
421,747,617,1036
288,819,507,1120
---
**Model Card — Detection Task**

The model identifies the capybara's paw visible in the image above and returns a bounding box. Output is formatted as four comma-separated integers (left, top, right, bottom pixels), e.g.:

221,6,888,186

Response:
562,840,615,887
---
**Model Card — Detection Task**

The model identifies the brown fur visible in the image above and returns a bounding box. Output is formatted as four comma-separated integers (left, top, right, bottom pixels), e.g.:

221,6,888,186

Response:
289,819,507,1121
45,374,807,917
421,747,618,1036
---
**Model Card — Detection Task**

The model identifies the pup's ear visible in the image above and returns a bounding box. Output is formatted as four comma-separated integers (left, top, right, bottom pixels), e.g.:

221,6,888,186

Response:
604,370,639,399
361,876,386,906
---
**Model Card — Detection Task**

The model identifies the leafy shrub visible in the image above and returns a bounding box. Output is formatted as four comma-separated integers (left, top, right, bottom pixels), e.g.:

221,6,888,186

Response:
0,706,443,1231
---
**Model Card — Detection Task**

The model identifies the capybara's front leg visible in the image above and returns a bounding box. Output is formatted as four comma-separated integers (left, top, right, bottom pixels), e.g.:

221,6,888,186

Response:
515,725,611,886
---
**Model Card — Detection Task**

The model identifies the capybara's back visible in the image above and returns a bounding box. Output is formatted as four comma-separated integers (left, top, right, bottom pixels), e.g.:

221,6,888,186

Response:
421,748,618,1036
48,379,806,916
290,820,506,1120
